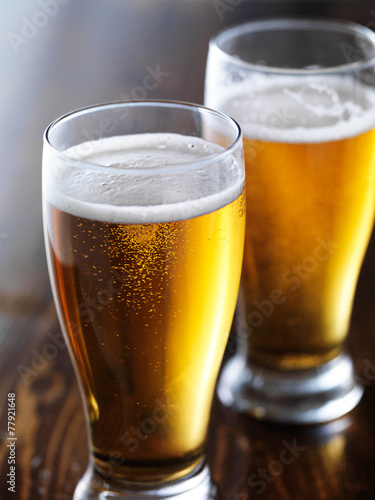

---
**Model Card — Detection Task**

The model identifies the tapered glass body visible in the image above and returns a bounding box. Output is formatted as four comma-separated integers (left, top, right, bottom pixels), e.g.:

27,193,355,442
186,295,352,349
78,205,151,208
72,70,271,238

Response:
43,102,245,498
205,19,375,423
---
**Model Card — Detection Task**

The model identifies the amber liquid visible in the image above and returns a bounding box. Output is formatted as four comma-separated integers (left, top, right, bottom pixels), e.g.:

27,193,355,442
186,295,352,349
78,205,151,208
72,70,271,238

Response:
240,129,375,369
45,192,245,481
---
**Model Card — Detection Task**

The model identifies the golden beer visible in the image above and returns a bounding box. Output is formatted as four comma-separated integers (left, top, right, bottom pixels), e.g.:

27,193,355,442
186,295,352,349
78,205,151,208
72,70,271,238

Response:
44,133,245,481
206,17,375,424
221,81,375,370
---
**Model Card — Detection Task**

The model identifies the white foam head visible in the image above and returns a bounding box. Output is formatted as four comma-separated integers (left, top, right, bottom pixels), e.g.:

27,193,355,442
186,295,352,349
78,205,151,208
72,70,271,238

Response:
206,75,375,143
43,133,243,223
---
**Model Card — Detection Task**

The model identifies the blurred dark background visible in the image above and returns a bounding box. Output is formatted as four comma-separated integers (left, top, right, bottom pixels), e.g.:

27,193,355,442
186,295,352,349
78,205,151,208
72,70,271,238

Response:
0,0,374,320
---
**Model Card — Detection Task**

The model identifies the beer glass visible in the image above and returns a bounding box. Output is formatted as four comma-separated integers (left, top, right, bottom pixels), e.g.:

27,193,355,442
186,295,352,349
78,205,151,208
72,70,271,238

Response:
42,101,245,498
205,19,375,424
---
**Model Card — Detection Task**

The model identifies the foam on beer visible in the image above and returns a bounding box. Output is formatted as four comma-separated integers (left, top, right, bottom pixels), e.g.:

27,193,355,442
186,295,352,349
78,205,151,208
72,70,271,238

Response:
208,76,375,143
45,133,243,223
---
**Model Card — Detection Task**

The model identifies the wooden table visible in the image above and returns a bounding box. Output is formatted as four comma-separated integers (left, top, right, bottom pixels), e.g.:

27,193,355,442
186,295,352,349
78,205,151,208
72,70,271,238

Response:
1,0,375,498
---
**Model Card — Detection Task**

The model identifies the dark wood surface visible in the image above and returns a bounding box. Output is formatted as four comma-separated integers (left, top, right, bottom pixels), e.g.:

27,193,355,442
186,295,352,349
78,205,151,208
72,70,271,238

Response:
1,0,375,498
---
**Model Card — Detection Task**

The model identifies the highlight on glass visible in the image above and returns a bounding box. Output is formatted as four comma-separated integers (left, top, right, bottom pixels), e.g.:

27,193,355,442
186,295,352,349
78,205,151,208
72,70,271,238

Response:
205,18,375,424
42,101,245,499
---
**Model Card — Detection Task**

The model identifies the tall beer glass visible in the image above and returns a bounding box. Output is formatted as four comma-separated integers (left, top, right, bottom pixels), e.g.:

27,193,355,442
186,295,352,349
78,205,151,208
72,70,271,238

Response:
205,19,375,423
42,101,245,498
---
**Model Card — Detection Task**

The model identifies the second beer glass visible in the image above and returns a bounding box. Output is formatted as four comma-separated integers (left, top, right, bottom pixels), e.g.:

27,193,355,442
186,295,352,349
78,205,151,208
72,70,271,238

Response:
205,19,375,423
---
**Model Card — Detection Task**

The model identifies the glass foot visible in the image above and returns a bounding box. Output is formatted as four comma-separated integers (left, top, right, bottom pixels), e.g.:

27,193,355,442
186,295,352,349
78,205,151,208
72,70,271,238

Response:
218,353,364,424
73,461,216,499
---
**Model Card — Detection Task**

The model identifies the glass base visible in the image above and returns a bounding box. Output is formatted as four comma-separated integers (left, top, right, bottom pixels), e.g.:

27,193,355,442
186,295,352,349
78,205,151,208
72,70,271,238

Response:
218,353,364,424
73,460,216,499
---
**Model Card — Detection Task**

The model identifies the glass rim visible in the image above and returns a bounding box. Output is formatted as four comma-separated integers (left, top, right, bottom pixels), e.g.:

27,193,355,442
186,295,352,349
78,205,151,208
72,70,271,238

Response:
209,17,375,75
43,100,243,176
